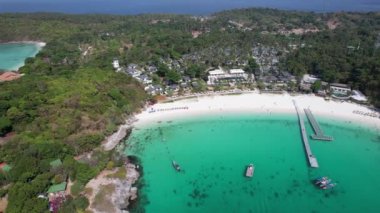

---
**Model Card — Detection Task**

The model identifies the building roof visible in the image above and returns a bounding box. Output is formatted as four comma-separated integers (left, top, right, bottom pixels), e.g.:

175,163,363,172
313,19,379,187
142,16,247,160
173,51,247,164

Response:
0,162,12,172
330,83,350,89
321,81,329,86
47,182,67,193
229,69,245,74
2,165,12,172
128,63,138,68
0,72,22,82
209,69,225,75
50,159,63,168
351,90,368,102
302,74,319,84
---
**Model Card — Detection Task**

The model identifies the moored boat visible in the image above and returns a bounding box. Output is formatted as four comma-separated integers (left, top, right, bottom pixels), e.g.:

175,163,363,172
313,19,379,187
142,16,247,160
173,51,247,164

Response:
314,176,336,189
172,160,181,172
314,176,328,185
245,163,254,177
321,183,336,190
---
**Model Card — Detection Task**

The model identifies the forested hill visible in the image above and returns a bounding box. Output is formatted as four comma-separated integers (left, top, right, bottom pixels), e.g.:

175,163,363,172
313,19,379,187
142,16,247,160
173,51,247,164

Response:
214,9,380,105
0,13,150,213
1,9,378,105
0,8,379,212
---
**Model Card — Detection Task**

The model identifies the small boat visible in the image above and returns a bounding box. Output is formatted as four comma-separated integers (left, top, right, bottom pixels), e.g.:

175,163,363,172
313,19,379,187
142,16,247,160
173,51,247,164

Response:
321,183,336,190
318,179,332,187
314,177,328,185
314,176,336,189
172,161,181,172
245,164,254,177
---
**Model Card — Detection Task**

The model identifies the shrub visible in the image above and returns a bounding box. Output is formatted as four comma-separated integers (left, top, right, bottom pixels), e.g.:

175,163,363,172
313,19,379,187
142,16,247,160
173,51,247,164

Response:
53,174,64,184
0,189,8,198
71,182,84,197
73,196,89,210
0,117,12,136
106,161,114,170
74,133,104,154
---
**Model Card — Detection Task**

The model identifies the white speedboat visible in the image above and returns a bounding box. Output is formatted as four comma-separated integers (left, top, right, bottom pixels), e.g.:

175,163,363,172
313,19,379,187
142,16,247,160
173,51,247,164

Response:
245,164,254,177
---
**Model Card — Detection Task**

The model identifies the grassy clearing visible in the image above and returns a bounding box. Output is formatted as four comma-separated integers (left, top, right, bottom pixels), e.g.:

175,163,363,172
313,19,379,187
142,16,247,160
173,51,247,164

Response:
92,184,116,212
106,167,127,179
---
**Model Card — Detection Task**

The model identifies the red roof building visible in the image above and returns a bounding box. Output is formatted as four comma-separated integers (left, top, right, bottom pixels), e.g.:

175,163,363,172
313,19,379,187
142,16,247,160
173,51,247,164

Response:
0,72,22,82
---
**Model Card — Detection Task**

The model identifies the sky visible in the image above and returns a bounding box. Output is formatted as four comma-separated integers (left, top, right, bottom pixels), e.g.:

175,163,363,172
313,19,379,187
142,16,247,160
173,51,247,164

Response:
0,0,379,14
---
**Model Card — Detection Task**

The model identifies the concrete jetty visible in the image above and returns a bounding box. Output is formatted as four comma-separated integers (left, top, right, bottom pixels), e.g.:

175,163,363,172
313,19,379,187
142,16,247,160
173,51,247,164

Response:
304,108,333,141
293,100,319,168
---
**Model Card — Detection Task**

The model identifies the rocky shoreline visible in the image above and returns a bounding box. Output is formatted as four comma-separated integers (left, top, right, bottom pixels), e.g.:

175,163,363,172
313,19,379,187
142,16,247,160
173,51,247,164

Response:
102,116,137,151
85,112,144,213
84,162,140,213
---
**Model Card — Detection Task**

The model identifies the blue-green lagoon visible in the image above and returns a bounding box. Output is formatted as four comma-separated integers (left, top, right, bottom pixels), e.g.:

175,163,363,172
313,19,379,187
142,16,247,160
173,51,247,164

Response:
0,42,44,71
125,113,380,213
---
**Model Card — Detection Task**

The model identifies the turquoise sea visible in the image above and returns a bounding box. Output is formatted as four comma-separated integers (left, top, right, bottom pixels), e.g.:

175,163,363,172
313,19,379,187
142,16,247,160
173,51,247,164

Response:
0,43,42,71
125,113,380,213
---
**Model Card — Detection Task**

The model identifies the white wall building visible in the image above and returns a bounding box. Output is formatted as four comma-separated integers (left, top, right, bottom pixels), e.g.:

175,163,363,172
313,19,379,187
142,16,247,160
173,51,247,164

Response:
207,69,249,85
112,59,120,70
330,83,351,96
302,74,319,84
137,75,153,85
229,69,246,77
127,68,142,78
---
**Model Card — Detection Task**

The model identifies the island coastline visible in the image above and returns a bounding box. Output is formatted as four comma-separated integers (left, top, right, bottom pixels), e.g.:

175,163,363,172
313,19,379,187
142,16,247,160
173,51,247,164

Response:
96,91,380,212
120,92,380,212
133,92,380,130
0,41,46,72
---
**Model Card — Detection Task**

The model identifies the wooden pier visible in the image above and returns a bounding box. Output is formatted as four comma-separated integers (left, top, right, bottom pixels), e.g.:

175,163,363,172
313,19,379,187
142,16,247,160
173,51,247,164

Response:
293,100,319,168
304,108,333,141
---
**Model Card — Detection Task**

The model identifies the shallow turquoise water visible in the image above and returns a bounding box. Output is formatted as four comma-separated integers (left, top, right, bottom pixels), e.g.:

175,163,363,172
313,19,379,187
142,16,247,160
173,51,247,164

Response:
125,113,380,213
0,43,41,71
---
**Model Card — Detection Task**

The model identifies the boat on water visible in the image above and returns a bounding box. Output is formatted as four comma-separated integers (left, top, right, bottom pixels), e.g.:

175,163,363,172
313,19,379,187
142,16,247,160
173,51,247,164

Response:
172,161,181,172
314,176,328,185
245,164,254,177
321,183,336,190
314,176,336,189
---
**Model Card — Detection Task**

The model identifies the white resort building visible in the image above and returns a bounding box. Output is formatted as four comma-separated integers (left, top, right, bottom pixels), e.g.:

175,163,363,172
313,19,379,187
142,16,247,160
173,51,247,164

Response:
330,83,351,99
207,68,250,85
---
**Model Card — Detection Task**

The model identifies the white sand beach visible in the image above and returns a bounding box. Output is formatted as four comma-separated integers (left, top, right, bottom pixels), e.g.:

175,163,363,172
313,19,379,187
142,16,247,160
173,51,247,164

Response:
135,92,380,130
4,41,46,47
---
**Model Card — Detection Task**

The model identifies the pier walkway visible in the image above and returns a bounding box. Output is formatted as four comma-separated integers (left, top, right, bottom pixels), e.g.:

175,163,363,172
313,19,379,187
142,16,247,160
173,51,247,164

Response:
293,100,319,168
304,109,333,141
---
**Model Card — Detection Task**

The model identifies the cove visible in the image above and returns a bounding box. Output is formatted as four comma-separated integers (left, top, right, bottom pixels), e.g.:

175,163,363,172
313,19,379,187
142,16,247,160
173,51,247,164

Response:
125,113,380,213
0,42,44,71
